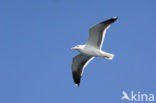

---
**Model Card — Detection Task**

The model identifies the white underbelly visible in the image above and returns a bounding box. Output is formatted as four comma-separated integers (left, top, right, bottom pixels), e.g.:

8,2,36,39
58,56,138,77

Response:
79,47,101,57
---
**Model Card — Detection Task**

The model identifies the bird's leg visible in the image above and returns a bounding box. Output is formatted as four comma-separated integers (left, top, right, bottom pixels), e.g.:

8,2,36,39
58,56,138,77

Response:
104,56,110,58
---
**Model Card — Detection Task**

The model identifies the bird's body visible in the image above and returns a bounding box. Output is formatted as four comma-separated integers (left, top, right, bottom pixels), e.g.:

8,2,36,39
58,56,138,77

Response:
71,17,118,86
76,45,113,59
77,45,100,57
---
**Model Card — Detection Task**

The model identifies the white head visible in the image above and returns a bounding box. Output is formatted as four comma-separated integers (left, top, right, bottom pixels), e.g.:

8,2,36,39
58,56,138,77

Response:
71,45,84,51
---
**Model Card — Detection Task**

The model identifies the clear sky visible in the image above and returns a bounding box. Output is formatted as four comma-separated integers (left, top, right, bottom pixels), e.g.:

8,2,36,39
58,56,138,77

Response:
0,0,156,103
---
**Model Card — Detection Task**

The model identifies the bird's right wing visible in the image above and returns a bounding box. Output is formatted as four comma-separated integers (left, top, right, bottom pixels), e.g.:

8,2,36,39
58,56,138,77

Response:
72,53,94,86
86,17,118,49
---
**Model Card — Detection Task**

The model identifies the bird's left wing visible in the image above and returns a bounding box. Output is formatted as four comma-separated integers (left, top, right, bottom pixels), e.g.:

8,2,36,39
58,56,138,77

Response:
72,53,94,86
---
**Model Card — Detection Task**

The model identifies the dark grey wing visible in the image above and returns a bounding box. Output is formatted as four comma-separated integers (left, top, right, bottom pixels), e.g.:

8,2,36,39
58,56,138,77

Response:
86,17,118,49
72,53,94,86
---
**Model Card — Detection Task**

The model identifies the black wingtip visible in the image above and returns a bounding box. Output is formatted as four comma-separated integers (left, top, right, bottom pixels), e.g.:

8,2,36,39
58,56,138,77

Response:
75,83,80,87
74,78,80,87
113,16,118,20
72,71,81,87
100,16,118,24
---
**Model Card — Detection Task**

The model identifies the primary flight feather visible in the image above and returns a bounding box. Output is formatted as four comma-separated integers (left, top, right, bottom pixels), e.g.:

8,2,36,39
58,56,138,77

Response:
71,17,118,86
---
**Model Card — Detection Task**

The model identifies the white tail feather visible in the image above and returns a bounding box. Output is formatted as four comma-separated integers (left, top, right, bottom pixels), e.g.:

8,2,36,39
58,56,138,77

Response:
102,52,114,60
108,54,114,60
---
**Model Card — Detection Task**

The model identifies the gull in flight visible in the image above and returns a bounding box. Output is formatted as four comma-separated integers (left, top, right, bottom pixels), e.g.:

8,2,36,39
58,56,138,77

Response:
71,17,118,86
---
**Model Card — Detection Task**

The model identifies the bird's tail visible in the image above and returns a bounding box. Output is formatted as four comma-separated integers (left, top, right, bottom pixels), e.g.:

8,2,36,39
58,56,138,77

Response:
103,52,114,60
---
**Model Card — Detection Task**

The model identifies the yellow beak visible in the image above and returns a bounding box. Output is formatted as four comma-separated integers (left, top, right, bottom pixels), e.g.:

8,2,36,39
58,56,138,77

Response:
71,47,76,50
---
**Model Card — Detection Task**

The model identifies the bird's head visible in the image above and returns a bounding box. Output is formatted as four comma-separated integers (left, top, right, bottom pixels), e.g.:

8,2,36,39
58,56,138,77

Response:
71,45,84,50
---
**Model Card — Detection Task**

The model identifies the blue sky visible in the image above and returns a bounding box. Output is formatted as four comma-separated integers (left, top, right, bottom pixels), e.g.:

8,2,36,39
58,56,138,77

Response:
0,0,156,103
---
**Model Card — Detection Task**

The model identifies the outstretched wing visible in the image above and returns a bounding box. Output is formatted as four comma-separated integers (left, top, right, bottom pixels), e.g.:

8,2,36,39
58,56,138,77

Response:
86,17,118,49
72,53,94,86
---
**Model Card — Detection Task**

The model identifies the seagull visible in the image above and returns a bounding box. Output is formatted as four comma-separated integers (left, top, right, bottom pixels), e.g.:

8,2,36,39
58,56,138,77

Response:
71,17,118,86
